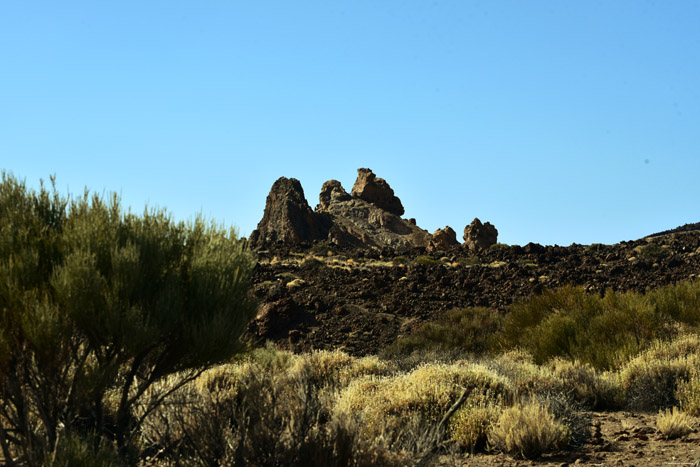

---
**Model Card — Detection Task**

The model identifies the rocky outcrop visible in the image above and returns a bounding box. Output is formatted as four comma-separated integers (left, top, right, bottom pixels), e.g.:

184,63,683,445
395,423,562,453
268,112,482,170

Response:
463,218,498,251
251,169,436,251
249,177,327,248
351,168,404,216
428,226,460,252
317,177,430,251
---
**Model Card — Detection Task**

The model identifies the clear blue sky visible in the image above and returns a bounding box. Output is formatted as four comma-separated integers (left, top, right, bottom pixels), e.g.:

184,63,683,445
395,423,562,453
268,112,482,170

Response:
2,1,699,246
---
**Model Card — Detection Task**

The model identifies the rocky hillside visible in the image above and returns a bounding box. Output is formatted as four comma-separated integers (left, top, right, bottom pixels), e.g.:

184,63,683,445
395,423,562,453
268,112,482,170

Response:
246,169,700,355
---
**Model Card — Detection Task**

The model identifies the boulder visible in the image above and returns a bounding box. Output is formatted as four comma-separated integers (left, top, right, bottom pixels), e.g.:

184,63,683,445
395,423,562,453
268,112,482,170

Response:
463,218,498,251
249,177,327,248
253,297,302,340
351,168,405,216
428,226,460,252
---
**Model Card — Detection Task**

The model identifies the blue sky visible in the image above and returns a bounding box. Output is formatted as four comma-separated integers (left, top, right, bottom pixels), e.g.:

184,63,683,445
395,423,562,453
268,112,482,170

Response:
2,1,699,246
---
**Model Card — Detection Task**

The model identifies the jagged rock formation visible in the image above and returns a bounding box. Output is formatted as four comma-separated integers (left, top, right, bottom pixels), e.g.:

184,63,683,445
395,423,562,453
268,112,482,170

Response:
249,177,328,247
250,169,500,253
350,168,404,216
250,169,429,251
316,170,429,251
463,218,498,251
428,226,460,252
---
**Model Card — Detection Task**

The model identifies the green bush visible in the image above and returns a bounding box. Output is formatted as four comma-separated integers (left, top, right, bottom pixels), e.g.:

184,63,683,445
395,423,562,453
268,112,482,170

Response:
381,307,501,358
498,286,677,369
635,242,670,260
0,173,257,463
413,255,440,267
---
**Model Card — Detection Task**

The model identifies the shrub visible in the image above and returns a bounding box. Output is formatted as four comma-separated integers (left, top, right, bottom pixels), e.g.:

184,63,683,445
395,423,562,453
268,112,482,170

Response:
414,255,440,267
140,350,405,466
635,242,670,260
547,358,621,410
50,431,123,467
618,337,700,410
381,307,501,358
334,362,508,453
677,371,700,416
449,403,500,451
499,286,675,369
0,173,257,463
656,407,694,439
649,280,700,326
488,399,569,459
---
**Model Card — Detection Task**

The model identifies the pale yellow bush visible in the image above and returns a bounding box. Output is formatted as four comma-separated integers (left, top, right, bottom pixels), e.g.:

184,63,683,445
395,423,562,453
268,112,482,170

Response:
618,337,700,410
677,371,700,416
657,407,694,439
287,350,396,388
334,362,508,443
488,399,569,459
449,402,501,451
547,358,621,409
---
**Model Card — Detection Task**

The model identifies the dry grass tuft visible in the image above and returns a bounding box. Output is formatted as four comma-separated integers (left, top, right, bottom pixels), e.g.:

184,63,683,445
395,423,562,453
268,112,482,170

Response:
656,407,694,439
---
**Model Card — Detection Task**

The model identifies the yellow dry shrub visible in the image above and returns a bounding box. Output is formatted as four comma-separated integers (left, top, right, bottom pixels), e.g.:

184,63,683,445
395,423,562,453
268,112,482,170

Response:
677,370,700,416
287,349,396,388
657,407,694,439
618,336,700,410
488,399,569,459
449,402,501,451
334,362,507,442
547,358,621,409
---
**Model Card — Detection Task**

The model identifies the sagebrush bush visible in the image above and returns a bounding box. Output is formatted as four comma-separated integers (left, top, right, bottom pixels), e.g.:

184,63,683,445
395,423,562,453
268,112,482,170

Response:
677,371,700,416
485,351,619,410
488,399,569,459
334,362,508,452
618,336,700,410
547,358,621,410
140,351,405,466
449,403,500,451
656,407,694,439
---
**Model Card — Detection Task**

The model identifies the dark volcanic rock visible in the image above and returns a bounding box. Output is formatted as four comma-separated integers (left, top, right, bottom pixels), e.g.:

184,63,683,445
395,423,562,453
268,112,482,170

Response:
464,218,498,251
249,231,700,355
351,168,405,216
428,226,460,252
249,177,327,248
